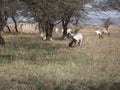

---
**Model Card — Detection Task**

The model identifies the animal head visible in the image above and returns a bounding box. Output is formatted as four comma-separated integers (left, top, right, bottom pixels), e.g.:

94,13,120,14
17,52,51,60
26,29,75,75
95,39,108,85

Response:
67,31,75,38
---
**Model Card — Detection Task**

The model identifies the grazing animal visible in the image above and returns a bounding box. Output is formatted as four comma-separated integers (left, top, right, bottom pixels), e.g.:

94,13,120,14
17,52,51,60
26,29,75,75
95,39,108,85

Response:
54,27,63,34
63,28,73,39
68,31,75,38
102,29,110,36
40,32,46,40
55,28,59,33
67,28,72,34
69,33,83,47
95,30,103,39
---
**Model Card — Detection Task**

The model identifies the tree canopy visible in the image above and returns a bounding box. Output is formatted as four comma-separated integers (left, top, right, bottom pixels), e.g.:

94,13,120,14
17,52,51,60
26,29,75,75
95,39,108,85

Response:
20,0,90,39
0,0,92,44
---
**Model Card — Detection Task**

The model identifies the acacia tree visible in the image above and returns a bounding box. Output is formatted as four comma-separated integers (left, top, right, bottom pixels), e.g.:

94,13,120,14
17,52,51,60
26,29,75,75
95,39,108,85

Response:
20,0,61,40
0,0,23,44
59,0,90,38
21,0,91,40
5,0,23,32
103,18,111,30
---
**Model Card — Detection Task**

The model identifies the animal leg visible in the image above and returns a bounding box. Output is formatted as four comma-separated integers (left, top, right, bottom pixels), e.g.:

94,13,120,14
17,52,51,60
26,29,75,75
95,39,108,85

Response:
69,38,76,47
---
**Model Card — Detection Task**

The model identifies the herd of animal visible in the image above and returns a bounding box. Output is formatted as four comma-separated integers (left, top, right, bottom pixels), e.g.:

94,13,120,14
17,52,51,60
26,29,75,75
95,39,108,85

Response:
6,23,111,48
53,27,110,47
95,29,110,39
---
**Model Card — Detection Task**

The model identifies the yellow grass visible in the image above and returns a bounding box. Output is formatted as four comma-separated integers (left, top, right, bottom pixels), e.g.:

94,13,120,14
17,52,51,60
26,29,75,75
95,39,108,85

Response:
0,25,120,90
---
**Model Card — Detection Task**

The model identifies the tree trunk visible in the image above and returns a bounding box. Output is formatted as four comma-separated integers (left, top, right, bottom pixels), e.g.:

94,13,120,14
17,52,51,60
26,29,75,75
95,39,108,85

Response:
3,11,11,33
5,25,11,33
0,3,5,45
38,22,41,33
49,23,54,40
40,20,54,41
12,16,18,32
5,17,11,33
45,25,49,40
0,31,5,45
106,27,108,31
62,20,68,39
45,22,54,40
75,18,79,26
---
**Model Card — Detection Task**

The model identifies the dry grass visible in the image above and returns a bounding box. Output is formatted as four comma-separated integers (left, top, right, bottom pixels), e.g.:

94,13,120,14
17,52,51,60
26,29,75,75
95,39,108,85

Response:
0,25,120,90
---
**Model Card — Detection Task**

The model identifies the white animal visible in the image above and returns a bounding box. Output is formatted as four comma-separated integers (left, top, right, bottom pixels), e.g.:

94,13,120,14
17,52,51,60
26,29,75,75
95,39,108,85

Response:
67,28,72,34
102,30,110,36
95,30,103,39
61,28,63,33
69,33,83,47
54,27,63,33
40,33,46,40
68,31,75,37
63,28,73,39
55,28,59,33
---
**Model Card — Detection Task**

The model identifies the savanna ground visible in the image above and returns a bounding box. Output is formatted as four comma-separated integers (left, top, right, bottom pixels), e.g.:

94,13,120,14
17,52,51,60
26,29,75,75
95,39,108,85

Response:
0,25,120,90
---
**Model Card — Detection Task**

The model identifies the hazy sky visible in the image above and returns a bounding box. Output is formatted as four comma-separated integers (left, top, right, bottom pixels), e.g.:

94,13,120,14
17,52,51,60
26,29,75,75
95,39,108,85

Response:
83,10,120,25
8,2,120,25
82,3,120,25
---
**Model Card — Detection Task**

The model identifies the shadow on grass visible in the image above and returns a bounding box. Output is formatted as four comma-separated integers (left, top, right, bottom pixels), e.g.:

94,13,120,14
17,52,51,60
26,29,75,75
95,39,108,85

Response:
31,81,120,90
0,40,68,64
0,76,120,90
88,82,120,90
0,54,15,64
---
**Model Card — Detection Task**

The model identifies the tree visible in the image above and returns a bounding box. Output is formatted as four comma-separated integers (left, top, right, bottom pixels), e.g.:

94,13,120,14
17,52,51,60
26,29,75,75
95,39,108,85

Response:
0,0,23,44
59,0,90,38
0,0,6,45
21,0,91,40
5,0,23,32
21,0,61,40
102,18,111,30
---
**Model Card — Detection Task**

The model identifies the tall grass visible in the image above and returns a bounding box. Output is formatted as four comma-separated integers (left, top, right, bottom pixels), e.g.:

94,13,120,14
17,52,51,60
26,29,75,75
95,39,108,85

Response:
0,28,120,90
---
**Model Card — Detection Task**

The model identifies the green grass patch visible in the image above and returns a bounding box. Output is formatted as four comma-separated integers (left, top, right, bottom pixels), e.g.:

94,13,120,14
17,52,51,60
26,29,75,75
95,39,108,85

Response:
0,32,120,90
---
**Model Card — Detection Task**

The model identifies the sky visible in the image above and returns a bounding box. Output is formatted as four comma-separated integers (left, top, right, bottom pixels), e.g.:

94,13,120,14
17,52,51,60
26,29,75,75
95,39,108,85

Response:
8,2,120,25
82,10,120,25
79,3,120,25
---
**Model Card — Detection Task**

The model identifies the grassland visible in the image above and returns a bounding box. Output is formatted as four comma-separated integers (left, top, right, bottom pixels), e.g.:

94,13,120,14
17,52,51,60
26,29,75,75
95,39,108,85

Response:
0,26,120,90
